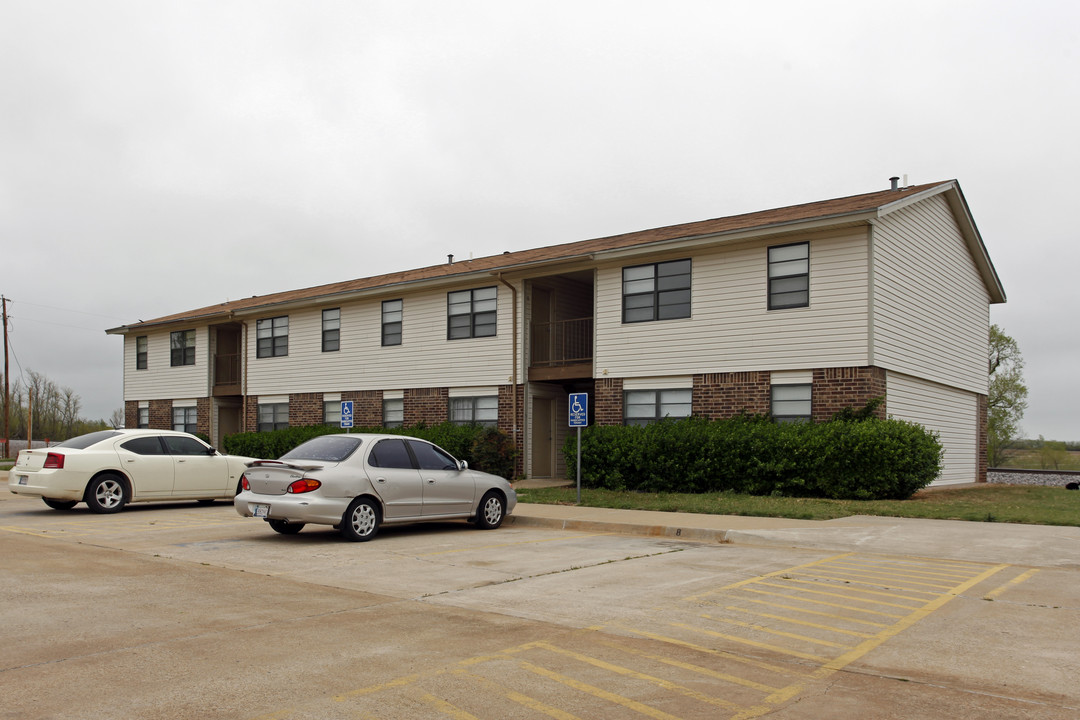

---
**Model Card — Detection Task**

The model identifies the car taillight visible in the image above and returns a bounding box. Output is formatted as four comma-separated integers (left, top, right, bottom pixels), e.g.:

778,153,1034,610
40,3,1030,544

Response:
241,475,250,491
287,478,321,494
43,453,65,469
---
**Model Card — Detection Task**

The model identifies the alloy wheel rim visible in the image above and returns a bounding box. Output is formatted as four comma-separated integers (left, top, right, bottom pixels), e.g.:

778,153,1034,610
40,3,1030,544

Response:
352,505,376,535
97,480,122,508
484,497,502,524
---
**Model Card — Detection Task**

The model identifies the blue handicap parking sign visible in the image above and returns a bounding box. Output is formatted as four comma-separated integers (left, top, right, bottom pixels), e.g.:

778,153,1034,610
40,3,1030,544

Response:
340,400,354,428
569,393,588,427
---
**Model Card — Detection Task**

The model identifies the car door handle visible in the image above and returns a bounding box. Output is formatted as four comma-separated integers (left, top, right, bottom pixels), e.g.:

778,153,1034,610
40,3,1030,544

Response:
427,479,436,484
376,477,387,483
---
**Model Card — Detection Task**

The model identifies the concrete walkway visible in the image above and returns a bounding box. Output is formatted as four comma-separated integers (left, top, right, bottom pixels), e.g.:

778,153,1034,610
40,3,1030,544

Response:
507,501,1080,567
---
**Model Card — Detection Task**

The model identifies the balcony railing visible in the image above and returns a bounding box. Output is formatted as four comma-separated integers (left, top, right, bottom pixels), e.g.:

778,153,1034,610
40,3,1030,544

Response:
214,353,241,387
530,317,593,367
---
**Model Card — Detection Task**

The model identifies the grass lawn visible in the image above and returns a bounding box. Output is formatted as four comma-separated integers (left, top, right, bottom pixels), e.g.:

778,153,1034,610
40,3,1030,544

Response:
515,484,1080,527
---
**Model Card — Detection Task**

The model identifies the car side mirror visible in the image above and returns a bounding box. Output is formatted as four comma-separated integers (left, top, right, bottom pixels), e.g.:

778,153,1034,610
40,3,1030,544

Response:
457,459,468,471
206,447,218,455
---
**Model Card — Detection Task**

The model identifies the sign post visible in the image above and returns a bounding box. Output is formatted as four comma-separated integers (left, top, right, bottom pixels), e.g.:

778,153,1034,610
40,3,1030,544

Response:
568,393,588,504
340,400,354,432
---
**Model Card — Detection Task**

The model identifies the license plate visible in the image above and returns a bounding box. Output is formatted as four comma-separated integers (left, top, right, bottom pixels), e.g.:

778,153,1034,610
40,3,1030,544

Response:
18,475,28,485
253,503,270,518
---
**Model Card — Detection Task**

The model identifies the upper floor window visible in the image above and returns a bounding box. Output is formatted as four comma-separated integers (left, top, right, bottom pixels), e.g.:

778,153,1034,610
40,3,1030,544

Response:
382,300,403,346
322,309,340,352
771,384,812,423
383,397,403,428
450,396,498,426
447,287,496,340
768,242,809,309
172,406,197,433
258,402,289,432
622,259,691,323
170,330,195,367
136,336,148,370
624,389,692,426
256,316,289,358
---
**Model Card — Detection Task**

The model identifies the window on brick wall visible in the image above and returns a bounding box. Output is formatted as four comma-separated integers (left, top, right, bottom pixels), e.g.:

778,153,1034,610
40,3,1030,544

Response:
170,330,195,366
136,336,148,370
622,259,691,323
382,300,403,346
257,317,289,358
768,242,809,309
383,398,403,428
447,287,496,339
322,309,340,352
258,402,289,431
138,407,149,428
172,406,197,433
771,384,811,423
324,401,341,426
450,396,498,426
624,389,692,426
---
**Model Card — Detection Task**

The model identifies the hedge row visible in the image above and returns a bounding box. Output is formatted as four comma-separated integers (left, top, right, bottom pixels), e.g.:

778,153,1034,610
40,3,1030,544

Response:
561,415,942,500
223,423,518,480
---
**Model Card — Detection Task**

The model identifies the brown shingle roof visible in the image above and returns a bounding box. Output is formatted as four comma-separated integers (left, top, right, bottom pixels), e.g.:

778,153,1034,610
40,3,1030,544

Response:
107,181,952,332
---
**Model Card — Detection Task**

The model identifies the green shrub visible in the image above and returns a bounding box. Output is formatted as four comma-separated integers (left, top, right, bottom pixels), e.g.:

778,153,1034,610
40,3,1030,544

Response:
223,422,517,478
562,414,941,500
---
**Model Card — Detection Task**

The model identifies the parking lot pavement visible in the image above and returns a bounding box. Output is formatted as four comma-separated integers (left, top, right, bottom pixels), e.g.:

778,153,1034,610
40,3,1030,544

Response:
2,493,1079,719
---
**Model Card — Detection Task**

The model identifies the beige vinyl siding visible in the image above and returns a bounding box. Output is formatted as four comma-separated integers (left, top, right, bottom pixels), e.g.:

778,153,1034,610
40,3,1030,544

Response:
594,229,870,378
123,329,209,401
872,195,990,393
244,282,519,396
886,371,978,485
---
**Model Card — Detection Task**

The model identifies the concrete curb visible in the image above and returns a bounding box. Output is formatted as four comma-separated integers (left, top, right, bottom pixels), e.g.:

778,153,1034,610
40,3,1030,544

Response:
505,514,730,543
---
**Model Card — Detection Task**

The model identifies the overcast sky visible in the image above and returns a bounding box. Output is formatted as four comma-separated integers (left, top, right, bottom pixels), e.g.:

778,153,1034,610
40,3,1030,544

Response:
2,1,1077,440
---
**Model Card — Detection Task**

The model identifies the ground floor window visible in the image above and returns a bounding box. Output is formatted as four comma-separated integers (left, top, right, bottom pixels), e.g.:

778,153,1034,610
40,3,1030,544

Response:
624,389,692,426
324,401,341,426
138,406,149,429
450,396,498,426
172,406,197,433
258,402,289,432
771,384,812,423
383,398,403,428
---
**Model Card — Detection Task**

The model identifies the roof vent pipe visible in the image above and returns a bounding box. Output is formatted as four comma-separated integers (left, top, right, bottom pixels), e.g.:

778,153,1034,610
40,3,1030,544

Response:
447,254,454,264
890,176,900,191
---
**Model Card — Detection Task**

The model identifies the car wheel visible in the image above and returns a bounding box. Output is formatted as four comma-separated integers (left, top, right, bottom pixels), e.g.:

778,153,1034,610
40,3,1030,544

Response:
475,491,506,530
85,474,129,514
340,497,380,542
268,519,304,535
43,498,78,511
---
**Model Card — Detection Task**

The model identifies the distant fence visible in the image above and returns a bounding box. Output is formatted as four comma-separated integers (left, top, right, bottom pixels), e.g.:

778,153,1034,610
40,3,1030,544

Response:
988,467,1080,487
4,439,59,456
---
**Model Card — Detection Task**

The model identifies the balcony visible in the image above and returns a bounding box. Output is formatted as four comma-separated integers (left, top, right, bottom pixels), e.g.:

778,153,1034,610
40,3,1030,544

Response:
529,317,593,382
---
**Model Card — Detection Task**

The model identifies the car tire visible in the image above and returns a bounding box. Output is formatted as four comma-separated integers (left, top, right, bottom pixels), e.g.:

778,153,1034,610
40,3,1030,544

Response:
340,497,380,542
85,474,129,514
43,498,78,511
475,491,506,530
268,519,304,535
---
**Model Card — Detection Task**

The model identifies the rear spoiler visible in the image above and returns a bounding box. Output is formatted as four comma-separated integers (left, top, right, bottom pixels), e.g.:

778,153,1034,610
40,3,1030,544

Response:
246,459,327,473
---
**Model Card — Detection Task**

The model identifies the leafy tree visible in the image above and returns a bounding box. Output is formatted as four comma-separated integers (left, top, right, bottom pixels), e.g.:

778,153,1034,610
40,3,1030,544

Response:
987,324,1028,467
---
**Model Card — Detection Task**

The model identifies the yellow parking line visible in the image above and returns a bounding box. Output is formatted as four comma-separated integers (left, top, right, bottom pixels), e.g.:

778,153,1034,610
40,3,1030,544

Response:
699,614,856,650
518,659,684,720
597,639,783,693
684,552,856,601
732,596,889,628
724,606,877,639
333,672,422,701
454,669,584,720
984,568,1039,600
806,568,955,592
669,622,829,663
534,641,745,712
774,578,929,606
614,625,812,677
826,560,982,581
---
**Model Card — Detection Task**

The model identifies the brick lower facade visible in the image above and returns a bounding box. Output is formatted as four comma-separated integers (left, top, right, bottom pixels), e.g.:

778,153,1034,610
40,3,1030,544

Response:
693,371,771,419
811,367,887,421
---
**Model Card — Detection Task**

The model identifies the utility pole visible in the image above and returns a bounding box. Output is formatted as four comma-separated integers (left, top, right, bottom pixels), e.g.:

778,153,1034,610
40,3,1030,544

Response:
2,295,8,460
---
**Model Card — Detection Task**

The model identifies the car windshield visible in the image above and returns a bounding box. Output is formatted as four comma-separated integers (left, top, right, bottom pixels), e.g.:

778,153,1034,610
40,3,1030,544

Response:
280,435,363,463
56,430,124,450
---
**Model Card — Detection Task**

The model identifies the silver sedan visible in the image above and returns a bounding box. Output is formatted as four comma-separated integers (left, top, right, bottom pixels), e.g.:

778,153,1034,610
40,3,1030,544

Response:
234,433,517,541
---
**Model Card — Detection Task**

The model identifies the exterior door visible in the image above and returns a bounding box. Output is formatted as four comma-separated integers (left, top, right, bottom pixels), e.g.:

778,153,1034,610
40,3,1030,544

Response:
531,397,553,477
165,435,231,496
115,436,174,498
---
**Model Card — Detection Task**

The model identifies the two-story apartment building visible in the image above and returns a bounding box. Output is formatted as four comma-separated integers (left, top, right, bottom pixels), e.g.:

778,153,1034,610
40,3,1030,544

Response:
106,179,1005,485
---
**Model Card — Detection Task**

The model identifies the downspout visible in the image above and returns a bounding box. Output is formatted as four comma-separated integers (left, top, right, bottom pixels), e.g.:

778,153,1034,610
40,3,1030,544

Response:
241,320,249,433
496,274,520,460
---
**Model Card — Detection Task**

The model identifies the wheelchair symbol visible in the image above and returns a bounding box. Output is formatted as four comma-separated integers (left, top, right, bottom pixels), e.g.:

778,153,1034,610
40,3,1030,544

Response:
572,399,584,414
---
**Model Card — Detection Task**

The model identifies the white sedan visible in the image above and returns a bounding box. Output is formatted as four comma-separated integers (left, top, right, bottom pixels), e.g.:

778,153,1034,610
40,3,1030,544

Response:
8,429,254,513
235,433,516,541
